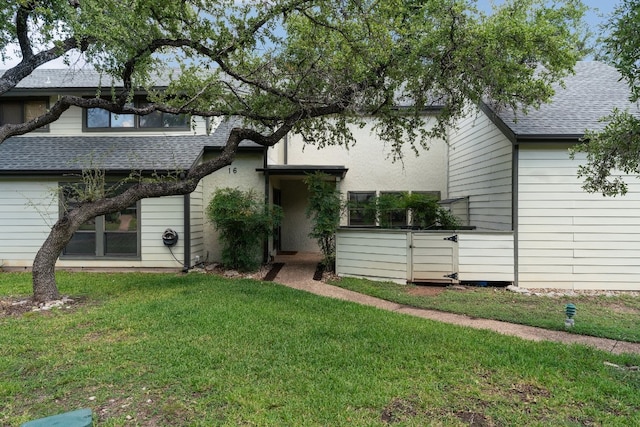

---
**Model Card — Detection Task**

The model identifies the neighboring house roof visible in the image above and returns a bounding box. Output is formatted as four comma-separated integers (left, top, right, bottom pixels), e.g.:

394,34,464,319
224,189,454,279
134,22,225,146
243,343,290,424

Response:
0,68,178,94
484,61,639,143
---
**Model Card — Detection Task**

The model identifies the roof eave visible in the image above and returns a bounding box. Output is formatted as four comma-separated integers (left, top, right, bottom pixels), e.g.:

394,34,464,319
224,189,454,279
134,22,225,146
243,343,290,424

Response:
0,168,184,176
515,134,583,144
2,86,169,97
203,145,264,153
256,165,348,179
480,102,584,145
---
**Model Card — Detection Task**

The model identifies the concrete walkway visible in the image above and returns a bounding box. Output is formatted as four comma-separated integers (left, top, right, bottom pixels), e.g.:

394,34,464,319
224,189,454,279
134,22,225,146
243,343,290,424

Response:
272,252,640,356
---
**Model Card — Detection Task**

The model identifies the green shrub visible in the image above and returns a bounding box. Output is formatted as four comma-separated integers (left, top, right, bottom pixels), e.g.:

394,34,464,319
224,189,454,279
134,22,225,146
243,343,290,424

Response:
364,192,460,229
304,172,345,271
207,188,282,271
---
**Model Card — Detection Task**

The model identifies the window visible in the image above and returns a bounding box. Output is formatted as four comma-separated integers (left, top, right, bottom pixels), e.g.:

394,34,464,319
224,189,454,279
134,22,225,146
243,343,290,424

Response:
348,192,376,226
379,192,407,227
0,99,49,130
348,190,444,228
85,98,189,131
61,184,139,258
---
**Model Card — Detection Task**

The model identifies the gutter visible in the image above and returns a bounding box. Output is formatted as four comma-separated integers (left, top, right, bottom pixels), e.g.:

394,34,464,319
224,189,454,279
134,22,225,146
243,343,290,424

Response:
183,192,191,272
263,146,270,263
512,143,519,287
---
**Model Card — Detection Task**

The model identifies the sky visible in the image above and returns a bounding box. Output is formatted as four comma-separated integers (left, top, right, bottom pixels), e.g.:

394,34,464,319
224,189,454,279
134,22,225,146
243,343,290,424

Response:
0,0,623,69
478,0,618,34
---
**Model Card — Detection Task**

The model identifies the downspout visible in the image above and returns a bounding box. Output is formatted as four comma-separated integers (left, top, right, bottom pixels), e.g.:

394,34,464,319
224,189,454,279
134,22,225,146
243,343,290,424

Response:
445,121,450,200
283,133,288,165
263,146,270,262
183,193,191,272
512,143,519,287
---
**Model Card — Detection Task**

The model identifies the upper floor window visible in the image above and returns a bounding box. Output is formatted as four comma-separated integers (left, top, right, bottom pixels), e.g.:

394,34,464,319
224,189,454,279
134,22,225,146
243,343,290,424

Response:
0,99,49,130
84,98,189,131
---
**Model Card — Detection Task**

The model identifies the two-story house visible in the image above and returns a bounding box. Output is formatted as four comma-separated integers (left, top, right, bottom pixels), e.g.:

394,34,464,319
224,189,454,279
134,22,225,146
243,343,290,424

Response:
336,61,640,291
3,62,640,291
0,68,448,272
0,69,266,271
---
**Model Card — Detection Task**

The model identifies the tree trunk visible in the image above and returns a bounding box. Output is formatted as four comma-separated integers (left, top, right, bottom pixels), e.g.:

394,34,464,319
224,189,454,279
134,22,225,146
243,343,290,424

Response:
32,218,76,302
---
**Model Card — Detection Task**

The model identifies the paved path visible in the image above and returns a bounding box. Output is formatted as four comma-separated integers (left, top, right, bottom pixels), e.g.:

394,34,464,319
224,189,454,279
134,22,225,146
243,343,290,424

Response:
272,252,640,355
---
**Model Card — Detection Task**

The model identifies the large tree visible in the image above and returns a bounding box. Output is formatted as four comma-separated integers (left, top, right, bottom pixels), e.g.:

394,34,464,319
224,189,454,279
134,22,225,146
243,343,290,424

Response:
573,0,640,196
0,0,585,302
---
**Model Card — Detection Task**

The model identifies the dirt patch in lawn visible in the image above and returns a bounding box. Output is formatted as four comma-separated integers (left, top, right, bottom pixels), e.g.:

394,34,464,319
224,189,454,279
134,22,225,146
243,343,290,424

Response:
602,302,640,315
0,295,87,318
381,395,420,424
455,411,493,427
407,285,448,297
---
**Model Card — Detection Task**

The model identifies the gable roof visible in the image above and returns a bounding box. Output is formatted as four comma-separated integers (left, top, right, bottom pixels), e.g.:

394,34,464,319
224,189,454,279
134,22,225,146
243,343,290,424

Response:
483,61,639,143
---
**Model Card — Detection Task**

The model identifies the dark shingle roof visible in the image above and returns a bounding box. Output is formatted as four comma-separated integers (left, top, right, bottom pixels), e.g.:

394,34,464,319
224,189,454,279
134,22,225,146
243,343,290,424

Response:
490,61,639,140
207,117,265,148
0,126,264,175
0,135,211,174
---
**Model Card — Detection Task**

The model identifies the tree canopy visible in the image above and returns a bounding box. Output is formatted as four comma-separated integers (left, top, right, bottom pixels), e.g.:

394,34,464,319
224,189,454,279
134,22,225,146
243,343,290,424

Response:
572,0,640,196
0,0,587,301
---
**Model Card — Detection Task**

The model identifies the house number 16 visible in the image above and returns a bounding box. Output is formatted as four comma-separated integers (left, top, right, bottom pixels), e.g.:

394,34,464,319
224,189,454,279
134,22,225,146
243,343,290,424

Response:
228,167,237,174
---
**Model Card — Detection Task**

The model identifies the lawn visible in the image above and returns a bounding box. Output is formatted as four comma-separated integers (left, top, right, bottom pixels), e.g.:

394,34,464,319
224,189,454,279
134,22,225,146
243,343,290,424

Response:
1,272,639,426
331,277,640,343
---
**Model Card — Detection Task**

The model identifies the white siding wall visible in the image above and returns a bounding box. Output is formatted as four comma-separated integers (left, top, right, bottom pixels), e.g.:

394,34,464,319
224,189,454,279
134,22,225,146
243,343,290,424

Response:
0,179,58,267
190,180,205,265
336,229,409,284
518,145,640,290
448,109,513,230
0,178,189,269
458,232,514,282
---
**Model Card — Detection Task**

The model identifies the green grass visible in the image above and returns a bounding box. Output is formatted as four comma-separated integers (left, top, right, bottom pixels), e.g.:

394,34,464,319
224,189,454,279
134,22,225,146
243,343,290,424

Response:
331,277,640,343
1,272,640,426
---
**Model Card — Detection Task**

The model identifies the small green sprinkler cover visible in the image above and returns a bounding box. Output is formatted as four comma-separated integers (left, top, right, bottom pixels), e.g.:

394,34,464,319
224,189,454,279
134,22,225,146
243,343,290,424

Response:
565,303,576,319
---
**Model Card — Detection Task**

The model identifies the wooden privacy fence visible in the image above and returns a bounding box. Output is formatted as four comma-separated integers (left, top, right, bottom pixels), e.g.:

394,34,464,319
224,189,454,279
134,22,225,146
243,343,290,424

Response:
336,228,514,284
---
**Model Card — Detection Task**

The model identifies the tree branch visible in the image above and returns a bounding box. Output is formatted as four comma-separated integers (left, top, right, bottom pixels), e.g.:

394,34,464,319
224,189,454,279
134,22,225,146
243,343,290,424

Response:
15,2,35,61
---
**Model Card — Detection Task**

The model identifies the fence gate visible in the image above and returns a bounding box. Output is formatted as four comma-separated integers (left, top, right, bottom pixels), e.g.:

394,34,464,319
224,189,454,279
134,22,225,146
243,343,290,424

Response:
410,232,459,283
